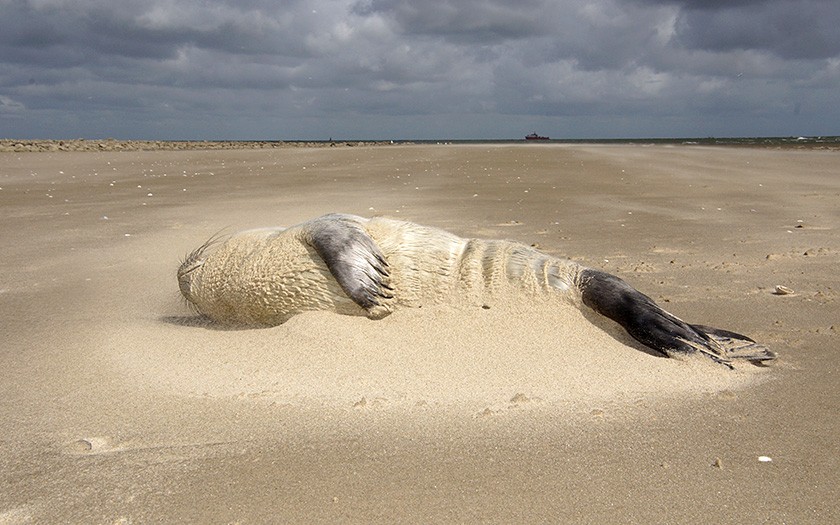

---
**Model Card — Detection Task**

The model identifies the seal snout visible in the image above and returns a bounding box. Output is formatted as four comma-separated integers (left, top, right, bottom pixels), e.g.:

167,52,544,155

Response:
177,258,204,304
178,232,227,307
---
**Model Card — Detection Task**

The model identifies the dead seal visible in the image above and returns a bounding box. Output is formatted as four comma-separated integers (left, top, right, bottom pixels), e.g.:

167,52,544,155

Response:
177,213,775,366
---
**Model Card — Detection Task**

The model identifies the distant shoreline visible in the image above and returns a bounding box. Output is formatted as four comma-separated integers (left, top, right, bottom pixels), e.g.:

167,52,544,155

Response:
0,139,399,153
2,136,839,152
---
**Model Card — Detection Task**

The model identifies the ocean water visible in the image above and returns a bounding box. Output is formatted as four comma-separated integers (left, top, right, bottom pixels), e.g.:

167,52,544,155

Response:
280,136,840,147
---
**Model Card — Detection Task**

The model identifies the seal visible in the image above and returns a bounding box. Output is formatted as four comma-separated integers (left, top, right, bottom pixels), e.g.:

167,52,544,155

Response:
178,213,775,366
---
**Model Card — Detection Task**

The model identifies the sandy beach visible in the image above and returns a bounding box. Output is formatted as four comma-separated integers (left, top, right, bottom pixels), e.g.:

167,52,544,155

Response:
1,143,838,523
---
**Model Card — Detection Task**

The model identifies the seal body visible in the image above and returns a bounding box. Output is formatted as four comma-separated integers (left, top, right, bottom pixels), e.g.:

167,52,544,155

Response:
179,214,580,324
178,213,774,365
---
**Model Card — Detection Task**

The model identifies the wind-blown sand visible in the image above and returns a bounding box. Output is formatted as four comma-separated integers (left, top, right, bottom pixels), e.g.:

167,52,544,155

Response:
1,144,838,522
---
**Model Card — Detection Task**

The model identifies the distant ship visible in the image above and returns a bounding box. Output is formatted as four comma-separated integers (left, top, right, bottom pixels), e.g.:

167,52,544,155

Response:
525,132,549,140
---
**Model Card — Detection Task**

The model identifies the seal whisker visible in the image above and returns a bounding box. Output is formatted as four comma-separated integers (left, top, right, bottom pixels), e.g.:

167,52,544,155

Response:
180,228,230,269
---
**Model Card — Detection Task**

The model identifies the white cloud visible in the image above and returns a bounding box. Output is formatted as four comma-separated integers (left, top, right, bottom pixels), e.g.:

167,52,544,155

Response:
0,95,25,113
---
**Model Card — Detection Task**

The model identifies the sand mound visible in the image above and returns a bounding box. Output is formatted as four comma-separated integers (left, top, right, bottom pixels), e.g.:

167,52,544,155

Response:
108,297,762,416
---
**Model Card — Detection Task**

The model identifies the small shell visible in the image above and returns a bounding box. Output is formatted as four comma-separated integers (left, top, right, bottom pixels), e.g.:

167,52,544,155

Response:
773,285,794,295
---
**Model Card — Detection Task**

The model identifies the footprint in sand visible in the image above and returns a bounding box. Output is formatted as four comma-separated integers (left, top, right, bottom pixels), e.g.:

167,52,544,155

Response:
64,436,126,455
476,393,542,418
510,392,531,404
509,392,542,406
352,396,389,410
476,407,497,418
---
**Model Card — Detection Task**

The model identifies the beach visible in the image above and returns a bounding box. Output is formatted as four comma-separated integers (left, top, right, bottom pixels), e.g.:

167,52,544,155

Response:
1,143,838,522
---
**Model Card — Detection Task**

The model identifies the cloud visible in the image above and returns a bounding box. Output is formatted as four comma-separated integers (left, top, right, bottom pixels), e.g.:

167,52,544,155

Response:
0,94,25,115
354,0,555,42
672,0,840,60
0,0,838,139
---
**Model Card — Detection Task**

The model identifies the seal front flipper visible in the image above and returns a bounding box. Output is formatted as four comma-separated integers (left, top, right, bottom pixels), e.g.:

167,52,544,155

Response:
304,214,394,311
579,269,774,365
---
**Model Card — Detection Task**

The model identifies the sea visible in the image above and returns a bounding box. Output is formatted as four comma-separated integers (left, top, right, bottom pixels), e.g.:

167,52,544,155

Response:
284,136,840,147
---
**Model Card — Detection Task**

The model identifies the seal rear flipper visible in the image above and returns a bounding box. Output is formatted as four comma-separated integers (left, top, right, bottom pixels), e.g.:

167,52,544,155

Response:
579,269,772,365
305,214,394,311
690,325,777,362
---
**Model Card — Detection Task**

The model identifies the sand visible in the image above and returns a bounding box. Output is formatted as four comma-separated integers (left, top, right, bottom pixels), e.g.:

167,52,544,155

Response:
1,144,838,522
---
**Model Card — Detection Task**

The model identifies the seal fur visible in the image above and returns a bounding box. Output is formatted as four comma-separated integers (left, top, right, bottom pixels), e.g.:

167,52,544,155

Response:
178,213,775,365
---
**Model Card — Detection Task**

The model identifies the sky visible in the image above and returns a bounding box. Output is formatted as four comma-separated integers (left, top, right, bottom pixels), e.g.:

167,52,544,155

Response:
1,0,839,140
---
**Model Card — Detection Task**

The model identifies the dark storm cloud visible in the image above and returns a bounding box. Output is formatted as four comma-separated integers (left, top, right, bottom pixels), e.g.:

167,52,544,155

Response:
0,0,325,64
1,1,190,64
354,0,554,42
673,0,840,59
0,0,838,139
